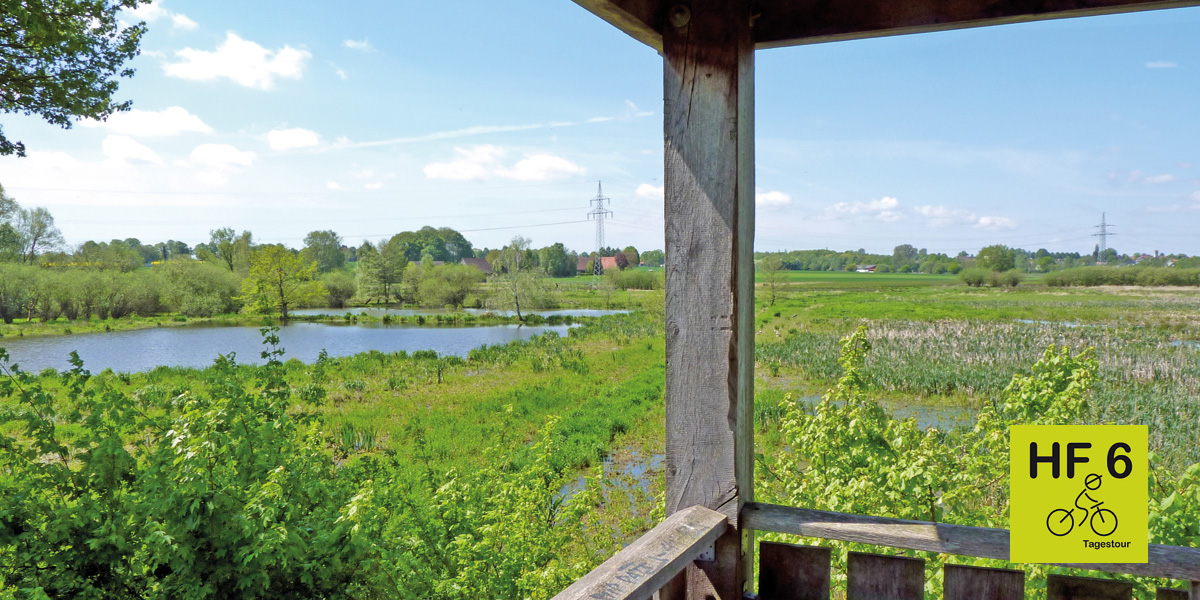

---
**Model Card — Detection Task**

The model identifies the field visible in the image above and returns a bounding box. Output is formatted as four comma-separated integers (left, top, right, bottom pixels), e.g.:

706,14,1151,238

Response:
3,271,1198,597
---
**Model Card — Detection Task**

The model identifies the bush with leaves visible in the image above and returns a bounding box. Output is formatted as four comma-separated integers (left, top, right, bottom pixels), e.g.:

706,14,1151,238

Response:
760,327,1198,597
0,330,375,599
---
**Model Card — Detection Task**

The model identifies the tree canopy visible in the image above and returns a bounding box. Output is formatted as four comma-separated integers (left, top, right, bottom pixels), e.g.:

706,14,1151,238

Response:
1,0,150,156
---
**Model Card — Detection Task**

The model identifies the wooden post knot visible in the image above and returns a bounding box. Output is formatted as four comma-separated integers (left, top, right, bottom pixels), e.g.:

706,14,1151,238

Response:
669,5,691,28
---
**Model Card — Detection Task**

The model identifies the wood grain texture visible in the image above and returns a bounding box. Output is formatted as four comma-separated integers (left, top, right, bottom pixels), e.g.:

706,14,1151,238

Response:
758,542,831,600
568,0,1200,52
550,505,726,600
1191,580,1199,600
568,0,664,51
662,0,754,598
1047,574,1133,600
1157,587,1188,600
742,502,1200,581
753,0,1200,48
943,564,1024,600
846,552,924,600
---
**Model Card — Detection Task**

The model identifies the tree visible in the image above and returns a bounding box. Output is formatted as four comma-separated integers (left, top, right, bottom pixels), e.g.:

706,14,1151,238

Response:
0,0,149,156
976,244,1016,272
622,246,640,267
240,245,322,319
321,270,356,308
641,249,665,267
418,264,484,308
210,228,252,272
302,230,345,273
760,256,784,305
614,252,630,271
488,236,553,320
893,244,919,268
15,207,63,263
389,226,474,263
355,239,405,304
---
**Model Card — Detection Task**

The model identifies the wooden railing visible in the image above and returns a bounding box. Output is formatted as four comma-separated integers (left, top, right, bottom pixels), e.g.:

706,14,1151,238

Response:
553,503,1200,600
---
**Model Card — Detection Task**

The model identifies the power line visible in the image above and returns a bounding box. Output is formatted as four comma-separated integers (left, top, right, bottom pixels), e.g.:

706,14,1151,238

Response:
586,181,612,274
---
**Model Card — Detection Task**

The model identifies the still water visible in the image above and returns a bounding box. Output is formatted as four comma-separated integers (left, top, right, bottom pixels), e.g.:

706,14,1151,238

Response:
0,322,571,374
289,307,629,318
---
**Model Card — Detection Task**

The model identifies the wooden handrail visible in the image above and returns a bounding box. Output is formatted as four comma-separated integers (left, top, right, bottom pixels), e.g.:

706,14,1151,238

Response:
551,505,727,600
742,502,1200,582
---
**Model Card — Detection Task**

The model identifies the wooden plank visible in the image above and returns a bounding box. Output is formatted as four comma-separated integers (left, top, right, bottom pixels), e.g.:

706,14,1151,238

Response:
1047,574,1133,600
662,0,755,598
1192,580,1200,600
741,502,1200,581
550,505,726,600
753,0,1200,49
567,0,1200,52
569,0,664,51
1157,587,1189,600
943,564,1024,600
758,542,831,600
846,552,924,600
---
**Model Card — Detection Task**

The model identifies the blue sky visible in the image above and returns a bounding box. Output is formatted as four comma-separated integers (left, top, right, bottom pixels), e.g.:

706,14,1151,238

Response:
1,1,1197,256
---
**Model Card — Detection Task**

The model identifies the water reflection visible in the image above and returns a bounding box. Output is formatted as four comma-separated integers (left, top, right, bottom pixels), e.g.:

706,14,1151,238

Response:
0,321,571,374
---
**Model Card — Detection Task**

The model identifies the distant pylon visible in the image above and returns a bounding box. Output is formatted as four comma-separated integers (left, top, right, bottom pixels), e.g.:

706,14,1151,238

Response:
1093,212,1115,261
587,181,612,274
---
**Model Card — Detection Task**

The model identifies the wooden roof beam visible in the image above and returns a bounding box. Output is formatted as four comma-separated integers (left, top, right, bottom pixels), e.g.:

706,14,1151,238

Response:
753,0,1200,49
570,0,1200,52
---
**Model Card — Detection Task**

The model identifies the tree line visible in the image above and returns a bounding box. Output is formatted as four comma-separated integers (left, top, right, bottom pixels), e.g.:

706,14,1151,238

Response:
0,189,666,323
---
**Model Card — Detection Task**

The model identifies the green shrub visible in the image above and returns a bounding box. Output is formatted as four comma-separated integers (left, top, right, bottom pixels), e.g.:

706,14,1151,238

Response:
959,267,988,287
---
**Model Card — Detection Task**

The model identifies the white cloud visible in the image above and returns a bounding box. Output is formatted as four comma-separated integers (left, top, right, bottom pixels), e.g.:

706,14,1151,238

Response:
1143,173,1176,184
494,154,586,181
129,2,198,30
350,168,375,179
364,182,384,190
824,196,901,222
1146,60,1178,69
343,38,373,51
914,204,1017,230
266,127,320,151
635,184,664,201
1191,191,1200,202
326,181,342,190
329,62,348,80
755,189,791,207
423,145,585,181
974,216,1018,230
190,143,256,168
164,32,310,90
101,135,163,165
423,145,505,180
170,13,198,29
81,106,211,137
188,143,256,184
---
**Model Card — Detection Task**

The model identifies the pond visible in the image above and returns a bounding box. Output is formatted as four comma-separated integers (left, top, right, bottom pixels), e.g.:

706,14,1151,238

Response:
0,321,572,374
289,307,629,318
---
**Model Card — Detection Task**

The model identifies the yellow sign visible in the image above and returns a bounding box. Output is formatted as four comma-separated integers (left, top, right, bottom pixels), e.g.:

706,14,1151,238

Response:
1010,425,1147,563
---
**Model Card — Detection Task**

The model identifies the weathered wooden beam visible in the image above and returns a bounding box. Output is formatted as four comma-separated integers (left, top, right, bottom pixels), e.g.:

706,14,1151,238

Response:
1047,574,1133,600
846,552,924,600
1191,580,1199,600
662,0,755,598
753,0,1200,49
758,542,831,600
550,505,726,600
570,0,1200,52
944,564,1025,600
742,502,1200,581
570,0,665,51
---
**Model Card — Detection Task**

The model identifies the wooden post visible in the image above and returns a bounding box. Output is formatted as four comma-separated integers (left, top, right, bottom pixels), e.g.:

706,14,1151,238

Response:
1190,580,1199,600
662,0,754,598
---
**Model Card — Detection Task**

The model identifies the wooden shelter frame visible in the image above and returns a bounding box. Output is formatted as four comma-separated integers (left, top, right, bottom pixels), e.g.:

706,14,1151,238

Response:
555,1,1200,598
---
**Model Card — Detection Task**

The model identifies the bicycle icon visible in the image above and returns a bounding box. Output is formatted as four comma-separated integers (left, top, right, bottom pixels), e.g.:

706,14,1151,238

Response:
1046,473,1118,537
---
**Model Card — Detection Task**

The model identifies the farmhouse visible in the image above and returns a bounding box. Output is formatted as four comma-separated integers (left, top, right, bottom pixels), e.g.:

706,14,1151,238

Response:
460,257,493,275
856,264,876,273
